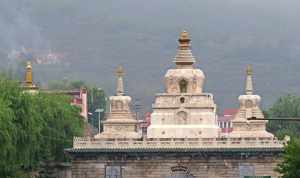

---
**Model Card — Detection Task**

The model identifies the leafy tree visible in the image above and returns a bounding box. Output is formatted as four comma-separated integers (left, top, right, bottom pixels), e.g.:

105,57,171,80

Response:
267,94,300,139
0,76,84,178
48,79,107,130
266,95,300,177
276,138,300,178
48,79,85,90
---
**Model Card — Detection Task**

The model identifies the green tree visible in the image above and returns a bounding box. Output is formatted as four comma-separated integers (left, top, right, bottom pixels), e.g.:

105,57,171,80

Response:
276,138,300,178
48,79,107,130
48,79,85,90
0,76,84,178
267,94,300,139
266,95,300,177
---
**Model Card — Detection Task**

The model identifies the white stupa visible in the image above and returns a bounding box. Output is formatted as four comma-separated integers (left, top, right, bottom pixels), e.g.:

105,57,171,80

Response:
147,31,220,138
95,66,141,139
230,65,274,138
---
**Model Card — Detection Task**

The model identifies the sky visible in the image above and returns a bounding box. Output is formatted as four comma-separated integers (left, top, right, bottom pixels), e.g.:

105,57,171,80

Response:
1,0,300,114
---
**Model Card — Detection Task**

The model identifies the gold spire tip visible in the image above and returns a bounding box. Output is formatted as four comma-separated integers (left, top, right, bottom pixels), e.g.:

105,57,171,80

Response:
178,30,191,50
116,65,124,77
246,65,253,75
25,61,33,85
179,31,190,41
26,61,32,69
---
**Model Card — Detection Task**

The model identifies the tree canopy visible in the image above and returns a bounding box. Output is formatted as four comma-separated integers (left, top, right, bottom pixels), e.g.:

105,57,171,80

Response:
48,79,107,131
276,138,300,178
0,76,84,178
266,94,300,178
267,94,300,139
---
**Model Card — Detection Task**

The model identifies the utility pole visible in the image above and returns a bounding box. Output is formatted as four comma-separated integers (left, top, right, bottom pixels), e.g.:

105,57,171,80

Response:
134,99,141,120
95,108,104,133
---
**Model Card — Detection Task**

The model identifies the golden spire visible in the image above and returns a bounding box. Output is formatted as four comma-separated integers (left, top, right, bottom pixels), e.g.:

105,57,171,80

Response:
174,30,195,68
115,65,125,96
247,64,253,76
25,61,33,87
178,31,191,50
116,65,124,77
245,64,253,95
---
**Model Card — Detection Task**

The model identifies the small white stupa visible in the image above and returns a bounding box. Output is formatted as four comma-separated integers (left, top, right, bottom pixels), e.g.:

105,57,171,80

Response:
230,65,273,138
95,66,141,139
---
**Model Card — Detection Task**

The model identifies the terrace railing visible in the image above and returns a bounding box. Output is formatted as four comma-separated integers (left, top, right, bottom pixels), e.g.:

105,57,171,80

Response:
73,137,285,150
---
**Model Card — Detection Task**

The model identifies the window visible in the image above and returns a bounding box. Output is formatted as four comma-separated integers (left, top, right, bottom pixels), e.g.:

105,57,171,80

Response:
179,79,188,93
239,163,255,178
180,97,185,103
105,166,122,178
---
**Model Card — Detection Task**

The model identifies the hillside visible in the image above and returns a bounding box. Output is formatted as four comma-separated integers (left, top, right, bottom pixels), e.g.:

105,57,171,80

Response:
1,0,300,113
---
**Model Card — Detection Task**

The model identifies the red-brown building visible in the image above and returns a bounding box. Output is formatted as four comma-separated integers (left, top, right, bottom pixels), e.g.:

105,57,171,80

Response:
218,109,238,134
48,88,88,120
138,112,151,136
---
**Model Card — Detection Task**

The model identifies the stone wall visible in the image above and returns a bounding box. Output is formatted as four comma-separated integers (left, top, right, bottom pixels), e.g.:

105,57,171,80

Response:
70,152,282,178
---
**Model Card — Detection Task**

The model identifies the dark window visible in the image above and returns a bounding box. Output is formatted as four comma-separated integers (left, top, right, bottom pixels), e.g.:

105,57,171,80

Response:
105,166,122,178
180,97,185,103
179,80,188,93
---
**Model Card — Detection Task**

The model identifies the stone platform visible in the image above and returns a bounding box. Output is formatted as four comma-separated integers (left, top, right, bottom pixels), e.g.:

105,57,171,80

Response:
66,138,285,178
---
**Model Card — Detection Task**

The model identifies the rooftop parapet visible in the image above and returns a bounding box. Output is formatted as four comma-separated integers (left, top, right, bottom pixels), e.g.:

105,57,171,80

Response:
72,137,285,150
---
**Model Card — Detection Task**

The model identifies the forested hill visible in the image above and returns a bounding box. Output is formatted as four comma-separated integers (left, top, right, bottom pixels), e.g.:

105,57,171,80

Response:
1,0,300,113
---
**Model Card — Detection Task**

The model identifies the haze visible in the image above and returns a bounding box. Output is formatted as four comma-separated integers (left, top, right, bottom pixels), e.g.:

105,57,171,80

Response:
1,0,300,112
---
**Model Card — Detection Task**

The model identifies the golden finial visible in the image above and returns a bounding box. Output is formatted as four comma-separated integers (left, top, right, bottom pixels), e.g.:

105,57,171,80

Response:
178,31,191,49
174,30,195,67
179,31,190,41
245,64,253,95
26,61,32,69
116,65,124,77
25,61,33,86
246,64,253,76
115,65,125,96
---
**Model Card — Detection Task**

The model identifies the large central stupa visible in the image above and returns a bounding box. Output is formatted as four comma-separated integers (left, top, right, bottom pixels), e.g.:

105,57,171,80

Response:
147,31,220,138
